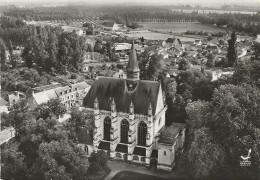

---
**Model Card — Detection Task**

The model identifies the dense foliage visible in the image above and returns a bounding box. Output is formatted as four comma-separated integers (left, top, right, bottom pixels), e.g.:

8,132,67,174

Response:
1,99,107,180
22,26,86,73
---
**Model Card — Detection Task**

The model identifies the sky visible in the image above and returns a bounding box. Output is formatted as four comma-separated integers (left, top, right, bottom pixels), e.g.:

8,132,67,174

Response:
1,0,260,6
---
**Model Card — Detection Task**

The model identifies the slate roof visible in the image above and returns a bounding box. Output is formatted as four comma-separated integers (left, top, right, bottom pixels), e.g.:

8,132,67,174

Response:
32,83,62,93
83,77,160,115
115,144,128,153
98,141,110,151
32,91,50,104
127,43,140,73
133,147,146,156
158,123,186,145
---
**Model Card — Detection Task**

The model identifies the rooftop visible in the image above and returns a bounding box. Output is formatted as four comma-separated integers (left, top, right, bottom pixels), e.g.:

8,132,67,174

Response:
83,77,160,116
32,83,62,93
158,123,186,145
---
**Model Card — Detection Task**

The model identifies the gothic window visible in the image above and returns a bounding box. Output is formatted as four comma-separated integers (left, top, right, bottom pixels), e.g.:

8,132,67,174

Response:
138,121,147,146
121,119,129,144
104,117,111,141
84,145,88,154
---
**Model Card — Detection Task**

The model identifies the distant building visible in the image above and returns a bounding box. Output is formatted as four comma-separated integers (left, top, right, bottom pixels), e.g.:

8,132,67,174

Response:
75,29,86,36
82,42,186,171
114,43,132,52
112,23,127,32
206,44,221,54
194,39,202,46
255,34,260,43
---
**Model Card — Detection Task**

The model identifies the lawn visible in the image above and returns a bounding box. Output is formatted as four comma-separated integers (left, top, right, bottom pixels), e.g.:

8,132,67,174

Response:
111,171,168,180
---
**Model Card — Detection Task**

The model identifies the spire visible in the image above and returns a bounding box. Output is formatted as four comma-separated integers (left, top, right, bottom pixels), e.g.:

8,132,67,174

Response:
126,40,140,81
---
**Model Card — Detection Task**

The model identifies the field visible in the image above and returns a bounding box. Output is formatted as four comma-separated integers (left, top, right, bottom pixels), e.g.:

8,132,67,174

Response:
124,22,226,41
139,22,226,33
125,31,203,42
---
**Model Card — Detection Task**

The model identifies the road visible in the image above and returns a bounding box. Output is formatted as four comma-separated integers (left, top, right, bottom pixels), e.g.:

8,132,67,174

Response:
104,160,181,180
0,127,15,145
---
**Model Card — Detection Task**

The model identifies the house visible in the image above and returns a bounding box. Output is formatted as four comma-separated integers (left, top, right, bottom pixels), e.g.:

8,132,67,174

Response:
194,39,202,46
0,97,9,114
82,42,186,171
54,81,91,109
159,50,169,59
206,44,221,54
75,29,86,36
8,91,25,106
210,70,234,81
28,82,91,110
113,69,126,79
112,23,128,32
114,43,132,52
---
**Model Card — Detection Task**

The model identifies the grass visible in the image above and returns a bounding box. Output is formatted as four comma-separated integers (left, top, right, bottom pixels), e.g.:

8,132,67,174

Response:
111,171,168,180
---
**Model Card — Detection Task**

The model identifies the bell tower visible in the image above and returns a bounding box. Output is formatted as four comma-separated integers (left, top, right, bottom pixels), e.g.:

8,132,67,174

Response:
126,41,140,81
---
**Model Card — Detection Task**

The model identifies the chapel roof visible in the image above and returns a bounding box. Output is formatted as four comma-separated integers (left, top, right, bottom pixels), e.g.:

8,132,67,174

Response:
83,77,160,115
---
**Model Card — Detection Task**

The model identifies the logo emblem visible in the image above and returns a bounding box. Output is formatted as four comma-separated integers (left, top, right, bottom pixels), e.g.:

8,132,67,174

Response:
240,149,252,167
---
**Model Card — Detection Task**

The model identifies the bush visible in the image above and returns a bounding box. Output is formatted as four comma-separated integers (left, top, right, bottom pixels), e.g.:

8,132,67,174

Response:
71,73,78,79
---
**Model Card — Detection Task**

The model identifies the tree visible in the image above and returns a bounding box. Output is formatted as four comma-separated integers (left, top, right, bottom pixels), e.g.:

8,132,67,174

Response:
66,108,94,141
187,127,225,179
0,37,7,71
232,61,260,86
183,84,260,180
178,58,191,70
206,54,215,68
10,53,19,68
227,31,238,67
34,99,66,120
88,150,109,175
139,51,165,80
1,151,27,180
28,140,89,180
251,42,260,61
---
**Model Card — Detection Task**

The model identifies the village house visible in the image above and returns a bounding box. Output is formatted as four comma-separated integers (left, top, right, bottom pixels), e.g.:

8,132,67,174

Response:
206,43,221,54
112,23,128,32
194,39,202,46
81,42,186,171
27,81,91,110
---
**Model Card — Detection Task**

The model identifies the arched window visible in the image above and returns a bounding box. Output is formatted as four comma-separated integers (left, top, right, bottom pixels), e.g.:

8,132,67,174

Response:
138,121,147,146
104,117,111,141
121,119,129,144
84,145,88,154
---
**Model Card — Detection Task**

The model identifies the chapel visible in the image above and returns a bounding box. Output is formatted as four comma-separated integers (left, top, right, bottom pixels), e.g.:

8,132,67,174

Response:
81,41,186,171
